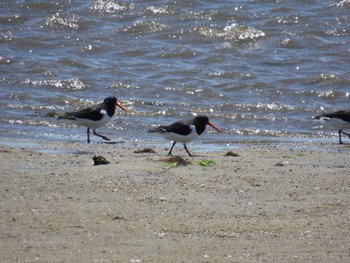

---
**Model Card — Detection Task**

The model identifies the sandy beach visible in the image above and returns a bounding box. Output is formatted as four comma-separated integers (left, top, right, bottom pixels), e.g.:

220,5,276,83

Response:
0,139,349,262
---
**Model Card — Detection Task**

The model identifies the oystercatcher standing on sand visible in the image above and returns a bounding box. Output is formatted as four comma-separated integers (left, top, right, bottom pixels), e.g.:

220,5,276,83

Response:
58,96,128,143
148,115,221,156
314,109,350,144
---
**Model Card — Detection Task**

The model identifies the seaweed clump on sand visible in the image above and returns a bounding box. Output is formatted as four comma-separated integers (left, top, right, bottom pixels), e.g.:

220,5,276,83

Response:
93,155,110,166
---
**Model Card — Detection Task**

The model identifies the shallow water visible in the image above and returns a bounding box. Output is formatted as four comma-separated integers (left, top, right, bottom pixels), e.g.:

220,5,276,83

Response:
1,0,350,147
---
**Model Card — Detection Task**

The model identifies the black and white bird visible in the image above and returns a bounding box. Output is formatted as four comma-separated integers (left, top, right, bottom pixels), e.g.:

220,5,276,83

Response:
148,115,221,156
58,96,128,143
314,109,350,144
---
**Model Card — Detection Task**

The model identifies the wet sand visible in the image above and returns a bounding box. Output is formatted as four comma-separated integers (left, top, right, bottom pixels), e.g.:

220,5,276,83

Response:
0,140,349,262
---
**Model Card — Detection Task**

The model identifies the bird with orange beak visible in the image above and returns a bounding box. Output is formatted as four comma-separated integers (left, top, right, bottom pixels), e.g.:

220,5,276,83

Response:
148,115,221,156
58,96,128,143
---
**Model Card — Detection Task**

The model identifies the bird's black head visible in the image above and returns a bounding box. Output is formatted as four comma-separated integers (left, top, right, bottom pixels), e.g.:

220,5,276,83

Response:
193,116,209,125
103,96,128,116
192,116,210,135
104,96,117,105
193,115,221,135
103,97,118,117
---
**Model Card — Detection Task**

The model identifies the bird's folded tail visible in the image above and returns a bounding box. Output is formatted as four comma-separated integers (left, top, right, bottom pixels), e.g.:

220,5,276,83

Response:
313,113,332,121
57,112,76,120
148,126,167,133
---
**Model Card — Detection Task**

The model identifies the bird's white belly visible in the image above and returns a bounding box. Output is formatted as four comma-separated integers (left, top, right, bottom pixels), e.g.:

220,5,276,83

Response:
74,115,111,129
162,129,199,143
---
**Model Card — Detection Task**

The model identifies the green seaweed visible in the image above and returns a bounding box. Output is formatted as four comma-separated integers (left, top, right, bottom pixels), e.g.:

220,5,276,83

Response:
192,160,214,167
162,162,178,167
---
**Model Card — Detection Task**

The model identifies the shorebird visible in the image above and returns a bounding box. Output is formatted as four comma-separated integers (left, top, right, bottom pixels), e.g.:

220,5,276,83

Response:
314,109,350,144
58,96,128,143
148,115,221,156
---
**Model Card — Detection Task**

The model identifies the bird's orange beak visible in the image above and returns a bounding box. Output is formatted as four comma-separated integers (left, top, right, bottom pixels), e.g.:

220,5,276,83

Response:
208,121,221,132
116,101,128,112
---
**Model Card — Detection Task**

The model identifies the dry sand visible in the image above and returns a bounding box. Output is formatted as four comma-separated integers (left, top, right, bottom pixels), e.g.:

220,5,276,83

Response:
0,139,349,262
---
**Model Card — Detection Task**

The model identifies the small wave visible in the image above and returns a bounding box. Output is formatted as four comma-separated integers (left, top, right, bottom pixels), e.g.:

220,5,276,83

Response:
223,23,266,40
0,55,12,64
232,102,295,113
181,9,214,22
325,28,348,37
208,71,248,79
21,77,86,91
275,15,301,25
8,119,58,128
143,6,175,16
120,20,168,35
159,47,196,59
0,29,14,43
297,89,337,99
89,0,132,14
56,58,91,68
188,22,265,42
44,12,79,30
305,73,348,85
329,0,350,7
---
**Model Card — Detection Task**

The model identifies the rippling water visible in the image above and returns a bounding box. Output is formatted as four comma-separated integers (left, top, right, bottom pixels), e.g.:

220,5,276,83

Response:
1,0,350,147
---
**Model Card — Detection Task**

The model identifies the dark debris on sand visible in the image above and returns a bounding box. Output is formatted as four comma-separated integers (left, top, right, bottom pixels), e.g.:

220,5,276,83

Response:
93,155,110,166
160,156,191,166
224,151,239,157
134,148,156,154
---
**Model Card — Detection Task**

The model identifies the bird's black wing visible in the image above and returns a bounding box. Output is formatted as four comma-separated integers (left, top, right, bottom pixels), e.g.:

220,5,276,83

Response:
60,103,104,121
149,120,192,135
317,110,350,123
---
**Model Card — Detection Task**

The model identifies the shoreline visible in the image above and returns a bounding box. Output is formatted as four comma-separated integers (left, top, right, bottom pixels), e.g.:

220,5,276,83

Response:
1,134,349,154
1,139,349,262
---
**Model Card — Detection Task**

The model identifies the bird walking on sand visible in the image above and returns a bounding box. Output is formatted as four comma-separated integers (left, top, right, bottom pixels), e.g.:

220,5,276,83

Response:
314,109,350,144
148,115,221,156
58,96,128,143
